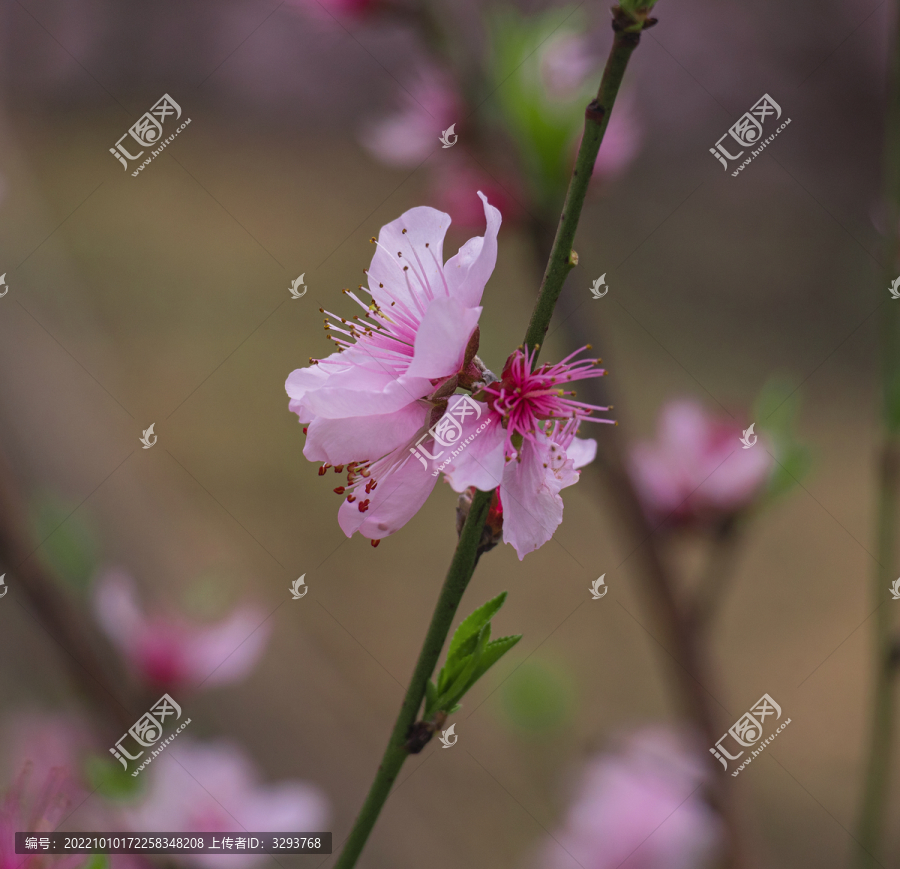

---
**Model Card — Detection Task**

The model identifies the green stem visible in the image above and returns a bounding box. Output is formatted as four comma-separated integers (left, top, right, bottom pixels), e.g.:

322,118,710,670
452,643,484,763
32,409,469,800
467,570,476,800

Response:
854,4,900,865
522,9,650,364
332,488,493,869
334,9,656,867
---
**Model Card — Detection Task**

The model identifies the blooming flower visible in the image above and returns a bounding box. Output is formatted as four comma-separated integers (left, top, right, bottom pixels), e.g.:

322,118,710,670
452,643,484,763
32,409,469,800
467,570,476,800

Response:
93,570,271,690
629,399,773,527
443,347,613,559
286,194,501,543
123,740,328,869
539,726,723,869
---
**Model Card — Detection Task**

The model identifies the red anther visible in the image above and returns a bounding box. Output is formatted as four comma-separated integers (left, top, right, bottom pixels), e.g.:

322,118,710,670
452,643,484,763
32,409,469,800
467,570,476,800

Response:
371,539,381,548
302,427,308,435
333,487,346,495
346,495,356,503
358,499,370,513
365,479,375,494
334,465,344,473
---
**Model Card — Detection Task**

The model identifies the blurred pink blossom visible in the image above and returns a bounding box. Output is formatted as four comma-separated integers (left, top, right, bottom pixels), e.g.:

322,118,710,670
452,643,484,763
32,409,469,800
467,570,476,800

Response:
444,347,612,559
629,399,773,526
540,33,597,102
287,0,381,23
0,764,82,869
93,570,271,690
429,158,525,230
124,740,328,869
540,727,723,869
361,70,460,167
3,714,92,809
592,95,642,181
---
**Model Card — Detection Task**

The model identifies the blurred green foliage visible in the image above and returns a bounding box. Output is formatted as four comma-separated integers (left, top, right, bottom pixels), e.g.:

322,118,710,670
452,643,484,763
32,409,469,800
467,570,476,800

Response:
83,754,144,802
754,378,812,502
488,7,596,210
29,494,98,593
498,657,576,734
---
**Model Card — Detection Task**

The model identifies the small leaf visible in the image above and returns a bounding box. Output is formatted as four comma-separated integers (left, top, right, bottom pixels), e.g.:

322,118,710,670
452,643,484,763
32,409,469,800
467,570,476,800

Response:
465,635,522,691
446,592,507,666
440,624,491,710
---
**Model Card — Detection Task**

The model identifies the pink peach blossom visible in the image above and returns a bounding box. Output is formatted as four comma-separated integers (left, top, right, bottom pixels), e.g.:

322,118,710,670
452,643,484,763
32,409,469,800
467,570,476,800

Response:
93,570,271,690
629,399,773,526
444,347,613,559
540,727,723,869
123,740,328,869
286,194,500,543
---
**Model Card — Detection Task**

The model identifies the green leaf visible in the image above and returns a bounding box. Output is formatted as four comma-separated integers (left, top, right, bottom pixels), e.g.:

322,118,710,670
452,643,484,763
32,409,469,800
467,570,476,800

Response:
446,591,508,667
440,624,491,710
465,635,522,689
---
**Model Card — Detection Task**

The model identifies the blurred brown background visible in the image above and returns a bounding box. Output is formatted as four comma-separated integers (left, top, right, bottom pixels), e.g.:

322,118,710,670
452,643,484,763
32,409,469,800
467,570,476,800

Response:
0,0,893,867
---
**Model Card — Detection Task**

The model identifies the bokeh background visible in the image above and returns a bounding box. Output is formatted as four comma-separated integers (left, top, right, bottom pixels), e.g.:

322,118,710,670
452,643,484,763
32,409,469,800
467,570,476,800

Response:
0,0,894,867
